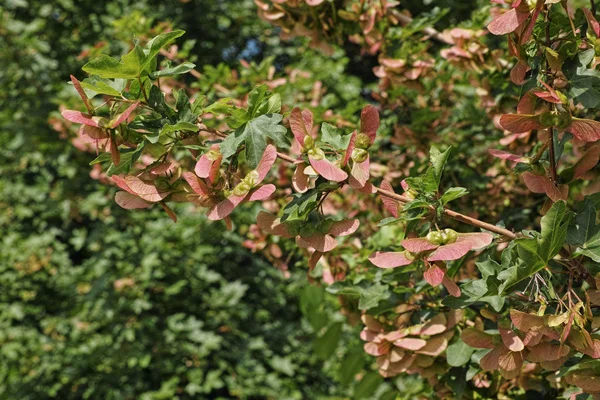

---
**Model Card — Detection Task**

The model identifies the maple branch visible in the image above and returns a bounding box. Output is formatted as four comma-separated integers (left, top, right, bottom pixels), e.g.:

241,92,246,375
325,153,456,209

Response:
204,126,517,239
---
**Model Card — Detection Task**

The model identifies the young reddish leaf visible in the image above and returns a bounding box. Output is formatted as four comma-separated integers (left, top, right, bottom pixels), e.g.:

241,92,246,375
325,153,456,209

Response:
379,181,400,217
296,233,338,252
369,251,413,269
487,8,529,35
308,156,348,182
289,107,313,146
499,328,524,352
256,211,292,237
256,144,277,182
360,105,380,143
420,314,447,336
461,328,496,349
115,191,152,209
424,264,445,286
583,7,600,38
394,338,427,351
62,110,101,127
329,219,360,236
569,118,600,142
207,194,246,220
248,184,276,201
349,156,370,188
110,101,139,128
442,275,461,297
160,202,177,222
124,176,170,202
401,238,438,253
292,163,310,193
498,114,543,133
70,75,93,114
182,171,209,196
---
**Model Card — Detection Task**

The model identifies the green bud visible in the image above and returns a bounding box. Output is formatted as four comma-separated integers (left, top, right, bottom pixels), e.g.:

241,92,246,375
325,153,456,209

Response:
403,250,415,261
355,133,371,150
352,148,369,163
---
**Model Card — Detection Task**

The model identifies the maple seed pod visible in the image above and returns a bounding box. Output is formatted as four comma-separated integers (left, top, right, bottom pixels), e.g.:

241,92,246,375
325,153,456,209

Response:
308,147,326,161
556,112,572,130
426,231,444,246
355,133,371,150
206,149,221,161
244,170,260,187
443,228,458,244
352,148,369,163
539,111,559,128
233,182,251,197
303,135,315,151
403,250,415,261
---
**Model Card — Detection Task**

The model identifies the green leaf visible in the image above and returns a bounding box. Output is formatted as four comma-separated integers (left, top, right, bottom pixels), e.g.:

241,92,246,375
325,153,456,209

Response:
160,122,199,136
89,152,112,165
321,122,352,150
83,45,145,79
430,145,452,188
245,125,267,169
564,49,600,108
567,198,600,262
220,114,288,168
246,84,270,118
106,143,145,176
354,372,384,399
313,322,343,360
498,201,571,293
446,340,475,367
141,30,186,72
148,86,176,121
150,62,196,78
339,351,365,386
80,76,124,97
440,187,468,205
326,281,390,310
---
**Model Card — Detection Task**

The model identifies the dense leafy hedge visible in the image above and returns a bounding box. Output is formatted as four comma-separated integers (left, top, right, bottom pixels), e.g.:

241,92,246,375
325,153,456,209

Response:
0,1,381,398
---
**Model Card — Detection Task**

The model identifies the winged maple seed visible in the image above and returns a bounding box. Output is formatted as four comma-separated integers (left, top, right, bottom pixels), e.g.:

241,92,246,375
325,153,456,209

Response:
488,0,544,39
256,210,359,267
360,309,463,378
183,144,277,227
369,229,493,296
462,307,600,382
289,105,379,192
61,76,140,163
